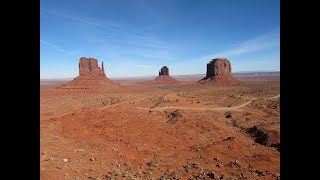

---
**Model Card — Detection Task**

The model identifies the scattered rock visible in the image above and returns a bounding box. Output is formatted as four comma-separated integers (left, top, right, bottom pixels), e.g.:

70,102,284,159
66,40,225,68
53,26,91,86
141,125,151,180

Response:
231,119,239,127
216,163,223,168
223,136,234,141
255,169,266,176
166,110,182,123
62,159,68,163
272,142,281,152
220,174,227,179
225,113,232,118
235,160,241,166
207,171,219,179
75,149,84,153
247,126,269,145
189,170,218,179
146,161,158,167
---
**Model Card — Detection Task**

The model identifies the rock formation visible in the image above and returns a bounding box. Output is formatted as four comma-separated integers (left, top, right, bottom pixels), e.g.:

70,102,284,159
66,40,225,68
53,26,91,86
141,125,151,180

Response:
159,66,169,76
153,66,179,84
79,57,106,76
205,58,231,78
198,58,240,85
59,57,120,92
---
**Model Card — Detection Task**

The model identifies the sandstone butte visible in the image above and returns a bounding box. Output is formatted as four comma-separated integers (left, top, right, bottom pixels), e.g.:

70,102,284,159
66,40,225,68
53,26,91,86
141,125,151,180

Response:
198,58,241,85
154,66,179,84
59,57,120,91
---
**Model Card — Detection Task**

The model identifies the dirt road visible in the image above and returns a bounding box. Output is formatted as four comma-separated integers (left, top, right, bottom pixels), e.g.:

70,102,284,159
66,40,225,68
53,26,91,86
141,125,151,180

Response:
137,94,280,111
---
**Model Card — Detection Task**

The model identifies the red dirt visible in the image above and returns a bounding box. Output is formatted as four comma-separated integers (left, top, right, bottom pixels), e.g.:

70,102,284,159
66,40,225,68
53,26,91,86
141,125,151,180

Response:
198,76,241,85
40,75,280,179
59,76,120,92
153,75,180,84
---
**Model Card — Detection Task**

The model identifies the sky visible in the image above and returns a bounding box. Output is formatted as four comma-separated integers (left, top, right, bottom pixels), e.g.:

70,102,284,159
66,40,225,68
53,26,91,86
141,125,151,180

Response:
40,0,280,79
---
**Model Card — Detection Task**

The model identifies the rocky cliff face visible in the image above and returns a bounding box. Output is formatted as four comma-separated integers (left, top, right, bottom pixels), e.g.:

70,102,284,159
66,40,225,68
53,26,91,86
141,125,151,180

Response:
79,57,105,76
59,57,120,92
159,66,169,75
199,58,240,85
205,58,231,78
153,66,179,84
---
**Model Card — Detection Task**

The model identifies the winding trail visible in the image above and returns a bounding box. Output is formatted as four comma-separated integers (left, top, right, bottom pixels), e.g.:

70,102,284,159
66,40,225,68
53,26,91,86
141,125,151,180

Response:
43,94,280,120
137,94,280,112
99,102,126,109
268,94,280,99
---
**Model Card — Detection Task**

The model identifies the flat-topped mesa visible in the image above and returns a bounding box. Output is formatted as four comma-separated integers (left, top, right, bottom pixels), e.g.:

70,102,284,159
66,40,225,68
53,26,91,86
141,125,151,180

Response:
159,66,169,76
198,58,240,85
205,58,231,78
154,66,179,84
79,57,106,77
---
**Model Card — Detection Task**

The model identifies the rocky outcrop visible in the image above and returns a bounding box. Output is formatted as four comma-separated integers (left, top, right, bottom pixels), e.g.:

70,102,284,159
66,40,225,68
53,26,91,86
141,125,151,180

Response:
159,66,169,76
59,57,120,92
79,57,105,76
205,58,231,78
199,58,240,85
152,66,179,84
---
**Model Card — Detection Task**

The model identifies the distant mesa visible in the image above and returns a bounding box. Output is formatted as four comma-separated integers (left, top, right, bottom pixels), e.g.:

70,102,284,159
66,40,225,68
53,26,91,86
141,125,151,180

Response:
198,58,241,85
59,57,120,91
159,66,169,75
205,58,231,78
153,66,179,84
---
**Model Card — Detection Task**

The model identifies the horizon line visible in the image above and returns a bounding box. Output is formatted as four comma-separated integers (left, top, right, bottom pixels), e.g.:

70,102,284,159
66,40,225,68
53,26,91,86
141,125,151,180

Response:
40,70,280,80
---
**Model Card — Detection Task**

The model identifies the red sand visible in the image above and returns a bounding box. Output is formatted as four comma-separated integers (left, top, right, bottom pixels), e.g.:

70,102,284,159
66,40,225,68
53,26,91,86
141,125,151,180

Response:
40,75,280,179
153,75,180,84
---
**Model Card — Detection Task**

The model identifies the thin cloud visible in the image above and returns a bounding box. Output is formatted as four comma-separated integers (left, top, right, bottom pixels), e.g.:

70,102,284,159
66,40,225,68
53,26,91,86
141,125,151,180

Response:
41,8,174,54
168,28,280,75
40,39,76,55
214,28,279,57
169,28,279,70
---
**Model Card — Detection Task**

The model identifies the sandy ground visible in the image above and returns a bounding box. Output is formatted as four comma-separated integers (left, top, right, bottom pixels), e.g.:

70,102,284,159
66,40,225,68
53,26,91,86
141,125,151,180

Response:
40,74,280,179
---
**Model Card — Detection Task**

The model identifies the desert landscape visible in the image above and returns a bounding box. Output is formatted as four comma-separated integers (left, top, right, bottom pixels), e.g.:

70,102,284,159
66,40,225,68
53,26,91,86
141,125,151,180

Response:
40,57,280,179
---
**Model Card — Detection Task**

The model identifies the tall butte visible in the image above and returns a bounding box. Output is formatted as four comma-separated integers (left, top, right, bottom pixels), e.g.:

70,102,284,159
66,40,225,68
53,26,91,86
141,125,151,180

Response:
79,57,106,77
60,57,120,91
153,66,179,84
198,58,241,85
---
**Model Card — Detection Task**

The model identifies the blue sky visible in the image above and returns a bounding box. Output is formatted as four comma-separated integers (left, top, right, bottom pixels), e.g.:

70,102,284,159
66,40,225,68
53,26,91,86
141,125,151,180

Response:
40,0,279,79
